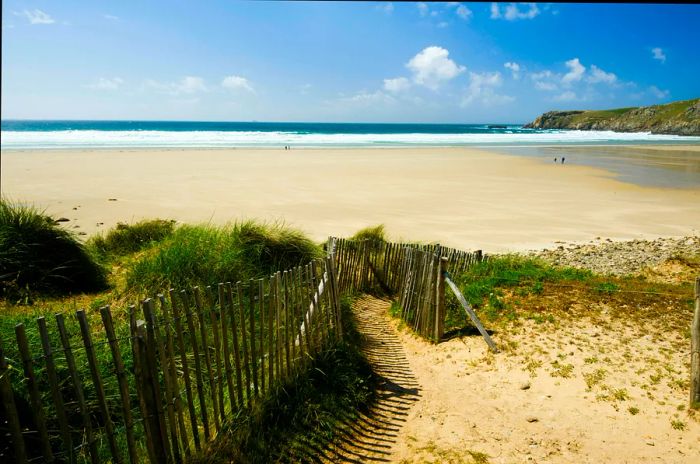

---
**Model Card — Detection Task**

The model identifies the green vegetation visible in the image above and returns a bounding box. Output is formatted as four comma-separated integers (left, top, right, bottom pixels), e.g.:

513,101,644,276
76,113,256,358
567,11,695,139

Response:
126,221,321,297
350,224,386,242
525,97,700,135
191,296,376,463
88,218,176,258
0,198,108,301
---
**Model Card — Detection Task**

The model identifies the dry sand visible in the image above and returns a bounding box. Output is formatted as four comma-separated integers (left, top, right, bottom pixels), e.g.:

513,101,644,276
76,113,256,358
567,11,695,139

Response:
2,146,699,252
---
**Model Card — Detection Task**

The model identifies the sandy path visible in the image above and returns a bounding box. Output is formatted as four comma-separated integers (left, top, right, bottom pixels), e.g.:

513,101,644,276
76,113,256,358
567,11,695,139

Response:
321,296,421,463
340,295,700,464
2,147,699,252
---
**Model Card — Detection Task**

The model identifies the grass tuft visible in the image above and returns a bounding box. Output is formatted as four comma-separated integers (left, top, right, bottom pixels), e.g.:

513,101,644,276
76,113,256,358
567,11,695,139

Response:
350,224,386,242
88,219,176,258
0,198,108,300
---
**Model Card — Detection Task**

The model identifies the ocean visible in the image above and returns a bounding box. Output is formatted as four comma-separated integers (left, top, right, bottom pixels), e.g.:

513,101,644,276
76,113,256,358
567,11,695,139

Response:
2,120,700,149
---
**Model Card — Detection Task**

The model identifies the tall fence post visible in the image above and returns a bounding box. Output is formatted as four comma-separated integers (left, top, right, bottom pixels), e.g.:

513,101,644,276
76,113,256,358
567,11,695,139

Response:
435,256,448,342
0,335,27,464
691,276,700,408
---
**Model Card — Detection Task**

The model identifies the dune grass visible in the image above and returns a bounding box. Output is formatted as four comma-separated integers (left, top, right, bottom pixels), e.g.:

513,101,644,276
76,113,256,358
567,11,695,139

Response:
0,198,108,301
125,220,322,297
350,224,386,242
88,218,176,258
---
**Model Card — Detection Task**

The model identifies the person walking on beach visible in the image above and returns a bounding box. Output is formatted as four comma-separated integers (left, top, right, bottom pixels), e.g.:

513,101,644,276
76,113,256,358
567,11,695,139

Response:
554,157,558,163
561,157,565,164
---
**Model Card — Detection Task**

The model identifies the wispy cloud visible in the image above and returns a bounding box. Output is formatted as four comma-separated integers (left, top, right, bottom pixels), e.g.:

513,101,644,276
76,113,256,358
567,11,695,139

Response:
504,62,521,79
462,71,514,106
449,3,473,21
377,2,394,15
383,77,411,93
562,58,585,84
145,76,207,95
651,47,666,63
490,3,540,21
103,14,120,21
222,75,254,93
649,85,669,99
406,46,466,90
89,77,124,90
15,9,55,25
417,3,429,17
587,65,617,84
554,90,577,102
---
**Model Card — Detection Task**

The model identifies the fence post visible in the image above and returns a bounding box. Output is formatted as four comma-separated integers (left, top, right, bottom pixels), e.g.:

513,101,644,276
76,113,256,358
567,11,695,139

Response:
0,334,27,464
435,256,448,342
691,276,700,408
135,320,170,464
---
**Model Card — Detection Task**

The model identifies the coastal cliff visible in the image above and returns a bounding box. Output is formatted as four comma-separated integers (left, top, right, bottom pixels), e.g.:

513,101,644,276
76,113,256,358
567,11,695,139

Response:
524,98,700,136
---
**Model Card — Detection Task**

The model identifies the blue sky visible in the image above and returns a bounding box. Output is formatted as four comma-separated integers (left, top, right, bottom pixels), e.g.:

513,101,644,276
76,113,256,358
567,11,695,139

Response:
2,1,699,123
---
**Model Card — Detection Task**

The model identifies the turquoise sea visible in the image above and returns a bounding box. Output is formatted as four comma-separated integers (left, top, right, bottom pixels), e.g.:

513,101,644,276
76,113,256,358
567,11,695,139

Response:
2,120,700,149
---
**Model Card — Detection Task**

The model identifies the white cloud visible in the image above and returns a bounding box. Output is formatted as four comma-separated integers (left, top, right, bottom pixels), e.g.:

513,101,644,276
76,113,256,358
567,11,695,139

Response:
406,46,466,90
535,81,557,91
455,5,473,20
103,14,119,21
504,62,520,79
383,77,411,93
562,58,585,84
587,65,617,84
16,9,55,25
437,21,449,29
462,71,514,106
649,85,669,99
491,3,540,21
554,90,577,102
529,70,554,81
378,2,394,15
222,75,254,93
145,76,207,95
417,3,429,17
89,77,124,90
652,47,666,63
338,90,396,106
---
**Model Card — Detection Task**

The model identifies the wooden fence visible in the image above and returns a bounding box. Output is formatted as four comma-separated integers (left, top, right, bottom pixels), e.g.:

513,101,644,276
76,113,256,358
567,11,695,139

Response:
0,254,342,463
330,238,485,341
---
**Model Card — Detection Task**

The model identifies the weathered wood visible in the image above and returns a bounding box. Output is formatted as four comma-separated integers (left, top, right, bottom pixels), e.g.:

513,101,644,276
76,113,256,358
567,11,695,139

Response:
249,280,259,396
15,323,54,462
169,289,201,450
258,278,266,393
37,317,74,463
435,257,448,343
274,273,283,381
194,287,219,431
267,276,275,389
0,334,27,464
56,314,100,464
236,281,252,404
135,320,169,464
218,284,236,414
76,310,122,463
206,286,225,426
282,272,291,379
226,282,245,408
181,290,210,440
691,276,700,407
100,307,139,464
130,307,158,462
287,271,298,369
142,299,178,463
159,295,190,457
445,276,499,353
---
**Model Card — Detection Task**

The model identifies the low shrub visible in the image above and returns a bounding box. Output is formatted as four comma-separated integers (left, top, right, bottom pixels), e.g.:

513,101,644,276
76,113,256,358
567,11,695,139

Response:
88,219,176,257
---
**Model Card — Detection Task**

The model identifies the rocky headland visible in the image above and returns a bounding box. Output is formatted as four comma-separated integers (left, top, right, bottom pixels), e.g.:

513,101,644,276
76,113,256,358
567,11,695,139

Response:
524,98,700,136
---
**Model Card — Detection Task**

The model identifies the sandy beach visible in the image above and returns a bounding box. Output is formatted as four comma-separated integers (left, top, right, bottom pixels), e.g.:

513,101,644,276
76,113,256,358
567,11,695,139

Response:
2,146,699,252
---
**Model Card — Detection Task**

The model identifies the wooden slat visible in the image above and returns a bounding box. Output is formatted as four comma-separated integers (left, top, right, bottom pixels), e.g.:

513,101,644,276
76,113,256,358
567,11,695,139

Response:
0,334,28,464
99,307,139,464
194,287,219,432
282,272,291,379
15,323,54,462
180,290,209,440
76,310,122,463
445,276,499,353
236,281,252,404
56,314,99,464
37,317,74,463
206,286,225,425
142,299,179,464
267,276,275,389
217,284,236,413
258,279,266,394
159,295,190,457
169,289,201,450
248,280,258,396
226,282,244,408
